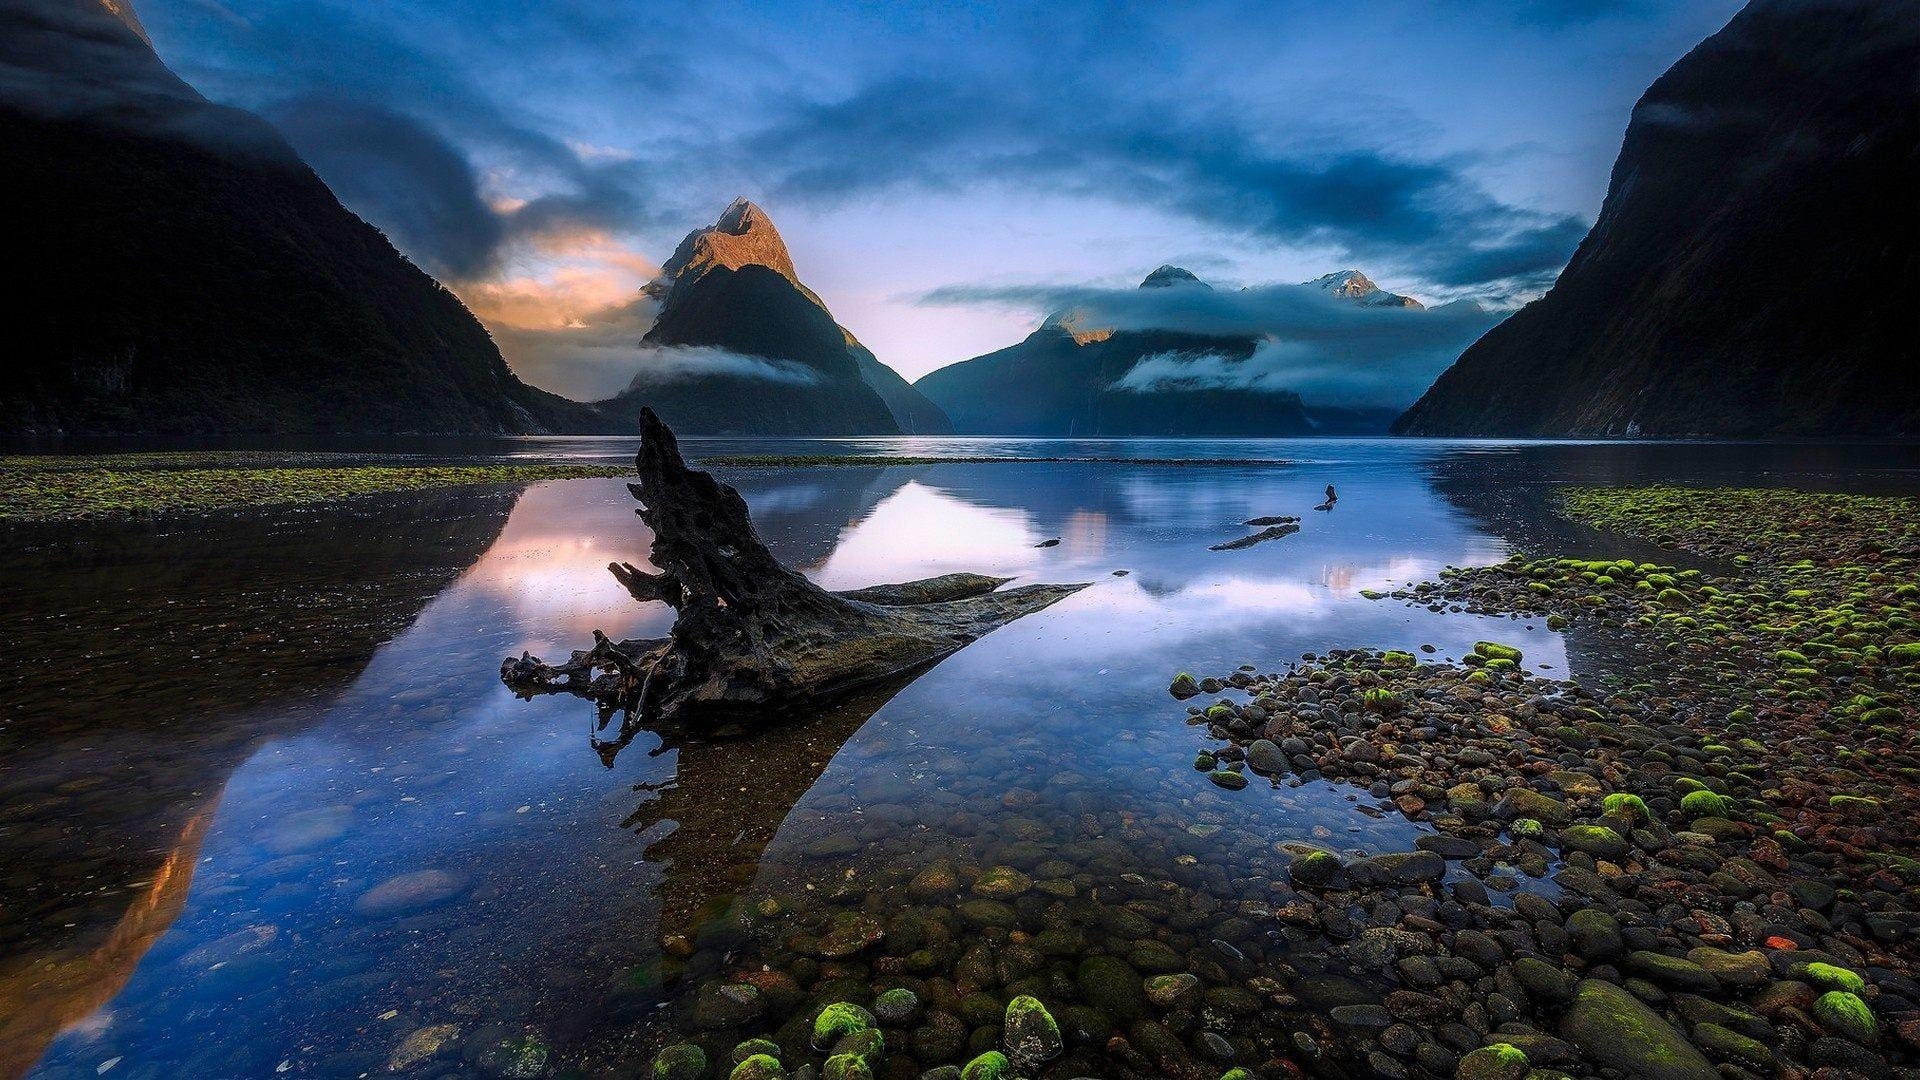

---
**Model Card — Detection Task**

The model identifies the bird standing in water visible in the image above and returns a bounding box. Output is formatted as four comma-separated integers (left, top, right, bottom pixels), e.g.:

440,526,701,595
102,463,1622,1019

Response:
1317,484,1338,512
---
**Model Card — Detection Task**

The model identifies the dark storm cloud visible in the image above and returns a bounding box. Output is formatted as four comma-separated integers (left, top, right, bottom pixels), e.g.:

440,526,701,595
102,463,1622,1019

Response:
137,0,669,280
920,278,1502,407
740,76,1587,292
266,98,505,279
263,96,656,281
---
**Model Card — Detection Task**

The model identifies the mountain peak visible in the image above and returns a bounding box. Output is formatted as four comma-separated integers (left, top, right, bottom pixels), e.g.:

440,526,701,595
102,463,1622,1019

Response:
650,197,802,305
1140,265,1209,290
715,196,769,235
1308,269,1424,309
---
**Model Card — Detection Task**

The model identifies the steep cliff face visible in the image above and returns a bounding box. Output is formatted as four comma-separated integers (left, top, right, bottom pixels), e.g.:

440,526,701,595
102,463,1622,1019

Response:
1,0,593,434
599,199,951,435
1395,0,1920,438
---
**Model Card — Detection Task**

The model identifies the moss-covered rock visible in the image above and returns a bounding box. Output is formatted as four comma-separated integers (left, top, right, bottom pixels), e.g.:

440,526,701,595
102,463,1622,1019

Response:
820,1053,870,1080
1602,792,1650,823
1679,789,1734,819
1002,995,1063,1066
1811,990,1877,1044
959,1050,1011,1080
1454,1042,1529,1080
730,1054,787,1080
1558,979,1717,1080
812,1002,876,1049
1474,641,1524,663
653,1043,708,1080
1797,962,1866,995
1558,824,1628,859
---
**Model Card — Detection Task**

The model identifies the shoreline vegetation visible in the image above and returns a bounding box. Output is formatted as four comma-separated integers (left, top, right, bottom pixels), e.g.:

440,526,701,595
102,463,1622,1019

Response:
0,456,623,522
698,454,1291,467
638,484,1920,1080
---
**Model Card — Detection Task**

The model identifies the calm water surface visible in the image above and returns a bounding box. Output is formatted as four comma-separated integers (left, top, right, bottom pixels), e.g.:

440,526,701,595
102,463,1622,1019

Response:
6,438,1920,1079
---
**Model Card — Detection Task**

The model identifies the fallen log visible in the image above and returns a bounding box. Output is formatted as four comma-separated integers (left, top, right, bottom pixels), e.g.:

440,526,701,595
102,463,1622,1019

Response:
1210,522,1301,551
502,408,1089,724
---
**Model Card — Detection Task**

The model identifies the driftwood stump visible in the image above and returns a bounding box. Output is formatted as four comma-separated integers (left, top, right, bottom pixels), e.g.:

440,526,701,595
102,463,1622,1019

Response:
501,408,1088,726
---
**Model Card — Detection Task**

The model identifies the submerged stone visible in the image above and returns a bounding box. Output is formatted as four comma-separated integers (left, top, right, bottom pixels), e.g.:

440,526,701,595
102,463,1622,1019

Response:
1002,995,1063,1066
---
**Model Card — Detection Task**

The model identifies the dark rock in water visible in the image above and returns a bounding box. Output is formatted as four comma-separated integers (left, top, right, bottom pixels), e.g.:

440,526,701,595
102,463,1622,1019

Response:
1210,523,1300,551
1395,0,1920,438
1001,996,1063,1067
1348,850,1445,886
353,869,467,918
1075,955,1145,1023
1035,537,1062,548
1245,739,1288,774
1245,515,1301,527
691,982,766,1029
1287,850,1346,888
1559,979,1718,1080
1207,769,1248,790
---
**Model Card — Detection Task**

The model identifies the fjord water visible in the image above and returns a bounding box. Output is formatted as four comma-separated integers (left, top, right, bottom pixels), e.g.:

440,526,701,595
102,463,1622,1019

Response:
6,439,1920,1079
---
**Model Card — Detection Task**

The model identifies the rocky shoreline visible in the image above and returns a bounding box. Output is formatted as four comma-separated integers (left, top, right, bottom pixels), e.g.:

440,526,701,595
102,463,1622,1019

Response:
635,485,1920,1080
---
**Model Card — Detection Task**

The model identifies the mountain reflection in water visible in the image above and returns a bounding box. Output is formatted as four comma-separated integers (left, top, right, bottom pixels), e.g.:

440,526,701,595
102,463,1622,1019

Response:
11,440,1920,1079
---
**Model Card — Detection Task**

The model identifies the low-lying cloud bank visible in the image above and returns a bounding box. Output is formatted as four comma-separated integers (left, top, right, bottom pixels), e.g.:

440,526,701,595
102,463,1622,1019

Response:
922,279,1503,408
619,345,822,389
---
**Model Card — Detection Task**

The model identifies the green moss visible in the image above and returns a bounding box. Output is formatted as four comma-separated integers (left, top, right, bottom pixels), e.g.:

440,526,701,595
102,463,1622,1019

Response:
1799,962,1867,994
1509,818,1545,839
1381,649,1416,668
812,1002,876,1048
1811,990,1877,1043
1473,641,1523,663
1169,672,1201,697
730,1054,787,1080
1680,789,1734,818
1455,1043,1530,1080
1361,687,1403,713
653,1044,708,1080
0,460,623,522
1602,793,1650,823
820,1054,870,1080
959,1050,1012,1080
1208,770,1249,790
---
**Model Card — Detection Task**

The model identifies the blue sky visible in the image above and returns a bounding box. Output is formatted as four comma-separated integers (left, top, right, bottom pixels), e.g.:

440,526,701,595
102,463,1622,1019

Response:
139,0,1745,393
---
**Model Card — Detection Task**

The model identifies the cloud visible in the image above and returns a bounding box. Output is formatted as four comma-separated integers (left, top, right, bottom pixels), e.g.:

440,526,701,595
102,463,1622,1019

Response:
923,277,1501,407
739,76,1587,294
266,98,506,279
621,346,822,388
487,299,659,401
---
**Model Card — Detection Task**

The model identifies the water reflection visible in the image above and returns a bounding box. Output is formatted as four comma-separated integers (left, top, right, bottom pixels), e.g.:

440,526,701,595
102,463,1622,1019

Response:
10,441,1920,1078
0,488,518,1078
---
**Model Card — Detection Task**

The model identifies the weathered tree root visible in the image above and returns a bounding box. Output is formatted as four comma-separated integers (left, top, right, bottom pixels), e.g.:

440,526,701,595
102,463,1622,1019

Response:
501,408,1089,724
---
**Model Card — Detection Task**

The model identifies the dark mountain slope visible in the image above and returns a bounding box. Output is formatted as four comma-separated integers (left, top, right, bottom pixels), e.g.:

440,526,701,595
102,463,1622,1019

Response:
915,320,1320,436
1,0,593,434
1395,0,1920,438
914,266,1429,436
597,199,949,435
